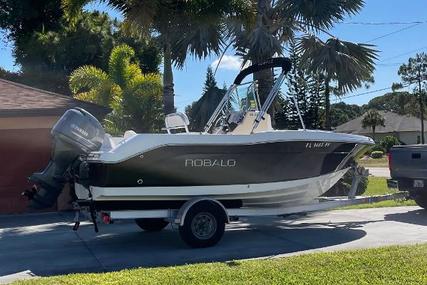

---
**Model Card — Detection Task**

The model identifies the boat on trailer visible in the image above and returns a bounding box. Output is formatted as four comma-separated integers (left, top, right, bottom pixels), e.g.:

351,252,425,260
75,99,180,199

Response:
25,57,404,248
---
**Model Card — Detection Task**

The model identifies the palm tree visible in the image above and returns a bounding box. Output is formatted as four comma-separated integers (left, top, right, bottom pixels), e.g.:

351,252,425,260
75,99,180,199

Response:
63,0,232,115
69,44,163,134
362,109,385,141
225,0,377,123
297,36,377,130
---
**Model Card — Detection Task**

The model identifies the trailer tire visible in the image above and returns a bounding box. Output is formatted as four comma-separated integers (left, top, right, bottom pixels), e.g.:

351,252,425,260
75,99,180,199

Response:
179,201,226,248
414,193,427,209
135,218,169,232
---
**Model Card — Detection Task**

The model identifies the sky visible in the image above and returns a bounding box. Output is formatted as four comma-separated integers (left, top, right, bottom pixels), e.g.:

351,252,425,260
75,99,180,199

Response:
1,1,427,112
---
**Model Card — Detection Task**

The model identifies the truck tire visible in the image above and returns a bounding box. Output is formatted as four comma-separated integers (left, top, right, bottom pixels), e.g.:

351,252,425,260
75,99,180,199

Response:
179,201,226,248
135,218,169,231
414,194,427,209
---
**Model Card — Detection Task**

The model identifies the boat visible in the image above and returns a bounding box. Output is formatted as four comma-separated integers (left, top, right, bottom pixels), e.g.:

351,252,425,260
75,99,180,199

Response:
25,57,374,247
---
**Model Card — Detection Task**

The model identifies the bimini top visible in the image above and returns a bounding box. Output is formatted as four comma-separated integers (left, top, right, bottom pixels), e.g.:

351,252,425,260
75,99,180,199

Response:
233,57,292,85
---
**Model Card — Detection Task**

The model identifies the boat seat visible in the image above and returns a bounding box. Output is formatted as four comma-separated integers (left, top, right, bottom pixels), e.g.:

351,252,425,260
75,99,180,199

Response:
124,130,137,139
231,111,273,134
164,112,190,134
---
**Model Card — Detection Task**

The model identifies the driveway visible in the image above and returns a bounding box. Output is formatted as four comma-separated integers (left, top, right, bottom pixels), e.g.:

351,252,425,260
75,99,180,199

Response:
1,206,427,282
367,167,390,178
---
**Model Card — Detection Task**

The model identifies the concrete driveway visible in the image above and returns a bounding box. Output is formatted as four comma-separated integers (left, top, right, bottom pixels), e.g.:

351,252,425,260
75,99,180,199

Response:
1,206,427,282
367,167,390,178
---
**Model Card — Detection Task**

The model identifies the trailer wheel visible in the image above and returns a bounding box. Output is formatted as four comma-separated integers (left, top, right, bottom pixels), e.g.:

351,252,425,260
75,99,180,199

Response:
179,201,226,248
414,193,427,209
135,218,169,232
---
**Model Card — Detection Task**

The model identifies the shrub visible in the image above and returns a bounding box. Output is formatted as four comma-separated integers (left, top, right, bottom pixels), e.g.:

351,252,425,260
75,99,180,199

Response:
371,151,384,159
379,135,400,153
371,144,385,152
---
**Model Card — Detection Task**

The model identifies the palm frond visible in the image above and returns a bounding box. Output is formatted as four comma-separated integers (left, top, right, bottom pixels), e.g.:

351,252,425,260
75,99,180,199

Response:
108,44,135,89
69,65,109,94
172,18,225,68
297,35,378,93
62,0,91,21
278,0,365,30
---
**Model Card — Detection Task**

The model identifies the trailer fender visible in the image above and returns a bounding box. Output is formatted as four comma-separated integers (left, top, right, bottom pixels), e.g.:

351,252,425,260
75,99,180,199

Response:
175,198,229,226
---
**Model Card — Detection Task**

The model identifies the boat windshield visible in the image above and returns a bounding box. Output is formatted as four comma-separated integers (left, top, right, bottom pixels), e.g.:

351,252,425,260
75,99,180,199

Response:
230,82,260,113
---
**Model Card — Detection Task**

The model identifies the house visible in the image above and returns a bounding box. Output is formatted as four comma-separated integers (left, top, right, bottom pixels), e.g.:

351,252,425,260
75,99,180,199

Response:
335,111,427,144
0,79,109,214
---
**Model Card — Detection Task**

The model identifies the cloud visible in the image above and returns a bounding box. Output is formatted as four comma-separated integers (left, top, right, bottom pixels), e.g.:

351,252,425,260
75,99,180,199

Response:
211,55,243,71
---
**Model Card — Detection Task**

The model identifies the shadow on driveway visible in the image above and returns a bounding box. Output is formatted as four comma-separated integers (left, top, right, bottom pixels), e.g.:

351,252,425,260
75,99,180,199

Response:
384,208,427,226
0,213,368,277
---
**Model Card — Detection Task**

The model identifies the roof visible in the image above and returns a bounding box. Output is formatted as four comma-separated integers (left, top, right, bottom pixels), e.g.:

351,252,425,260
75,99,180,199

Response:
335,111,427,134
0,78,110,118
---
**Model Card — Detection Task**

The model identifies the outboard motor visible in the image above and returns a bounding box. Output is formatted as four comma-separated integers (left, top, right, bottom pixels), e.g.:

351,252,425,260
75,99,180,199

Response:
23,108,105,209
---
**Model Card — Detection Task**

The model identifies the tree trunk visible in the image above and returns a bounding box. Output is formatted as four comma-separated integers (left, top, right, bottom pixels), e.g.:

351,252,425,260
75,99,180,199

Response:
324,78,331,130
163,42,175,115
372,126,376,142
254,68,274,105
419,78,425,144
253,0,275,116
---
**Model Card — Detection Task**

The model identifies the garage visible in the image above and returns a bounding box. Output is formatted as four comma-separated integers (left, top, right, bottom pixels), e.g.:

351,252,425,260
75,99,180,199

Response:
0,79,109,214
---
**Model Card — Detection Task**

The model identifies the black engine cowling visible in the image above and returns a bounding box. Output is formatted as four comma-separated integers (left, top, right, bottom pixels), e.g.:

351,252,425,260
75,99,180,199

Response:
24,108,105,209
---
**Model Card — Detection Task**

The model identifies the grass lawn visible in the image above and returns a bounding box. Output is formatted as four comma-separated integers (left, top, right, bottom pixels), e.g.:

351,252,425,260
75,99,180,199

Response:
342,177,416,209
357,156,388,167
14,243,427,285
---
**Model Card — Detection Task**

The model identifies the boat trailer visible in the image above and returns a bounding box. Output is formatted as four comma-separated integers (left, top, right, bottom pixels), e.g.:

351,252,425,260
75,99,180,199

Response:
72,167,409,248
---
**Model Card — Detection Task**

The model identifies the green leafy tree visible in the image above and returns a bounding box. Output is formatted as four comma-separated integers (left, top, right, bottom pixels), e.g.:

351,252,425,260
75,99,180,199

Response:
284,43,309,130
365,91,413,115
69,44,163,134
185,67,227,131
0,5,160,94
329,102,363,128
64,0,234,115
0,0,63,39
362,109,385,141
305,73,324,129
0,1,161,94
395,53,427,143
379,136,400,153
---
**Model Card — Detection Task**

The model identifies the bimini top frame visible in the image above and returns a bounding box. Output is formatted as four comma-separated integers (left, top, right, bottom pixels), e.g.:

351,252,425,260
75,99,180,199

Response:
203,57,306,134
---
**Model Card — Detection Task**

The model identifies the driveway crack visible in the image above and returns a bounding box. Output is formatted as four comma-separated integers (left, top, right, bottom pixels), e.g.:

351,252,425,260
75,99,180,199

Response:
73,230,107,272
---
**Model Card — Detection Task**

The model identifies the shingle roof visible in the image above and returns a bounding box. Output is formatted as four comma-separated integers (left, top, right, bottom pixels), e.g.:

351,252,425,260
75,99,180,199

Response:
335,111,427,134
0,78,110,118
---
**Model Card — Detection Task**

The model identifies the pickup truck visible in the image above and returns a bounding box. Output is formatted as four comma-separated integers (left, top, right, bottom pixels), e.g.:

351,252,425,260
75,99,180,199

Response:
389,145,427,209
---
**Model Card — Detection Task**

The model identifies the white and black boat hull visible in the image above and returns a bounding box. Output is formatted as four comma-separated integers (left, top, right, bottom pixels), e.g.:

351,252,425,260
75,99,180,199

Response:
75,131,372,210
76,168,348,209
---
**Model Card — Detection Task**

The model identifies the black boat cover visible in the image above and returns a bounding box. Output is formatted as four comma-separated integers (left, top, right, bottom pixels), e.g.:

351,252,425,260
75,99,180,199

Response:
233,57,292,85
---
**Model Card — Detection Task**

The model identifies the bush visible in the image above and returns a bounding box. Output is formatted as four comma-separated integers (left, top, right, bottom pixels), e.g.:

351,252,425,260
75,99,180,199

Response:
323,166,368,197
371,144,385,152
379,135,400,153
371,151,384,159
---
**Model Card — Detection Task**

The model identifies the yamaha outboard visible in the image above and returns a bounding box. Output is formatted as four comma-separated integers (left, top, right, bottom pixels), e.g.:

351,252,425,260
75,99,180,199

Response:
24,108,105,209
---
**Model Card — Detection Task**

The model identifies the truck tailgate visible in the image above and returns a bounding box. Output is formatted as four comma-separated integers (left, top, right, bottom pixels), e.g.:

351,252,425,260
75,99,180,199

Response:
390,145,427,179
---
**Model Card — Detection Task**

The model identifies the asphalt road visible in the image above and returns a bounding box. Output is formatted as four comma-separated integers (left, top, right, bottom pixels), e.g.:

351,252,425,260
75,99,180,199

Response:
1,206,427,283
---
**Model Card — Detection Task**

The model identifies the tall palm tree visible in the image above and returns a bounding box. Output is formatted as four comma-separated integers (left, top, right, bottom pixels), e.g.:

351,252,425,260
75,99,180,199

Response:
297,36,377,130
63,0,233,115
225,0,376,117
362,109,385,141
